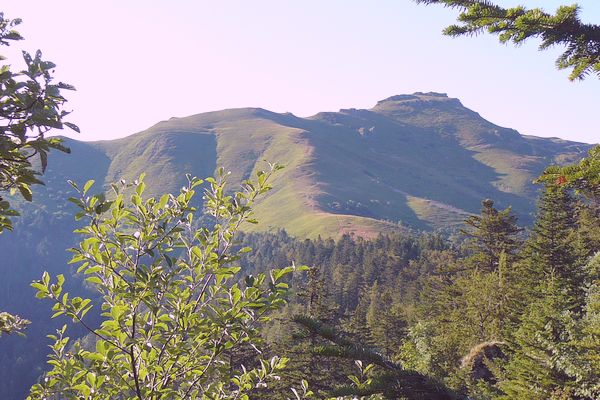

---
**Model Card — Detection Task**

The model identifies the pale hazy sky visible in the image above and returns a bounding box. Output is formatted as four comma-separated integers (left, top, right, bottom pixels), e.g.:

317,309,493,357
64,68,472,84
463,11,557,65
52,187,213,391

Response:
2,1,599,143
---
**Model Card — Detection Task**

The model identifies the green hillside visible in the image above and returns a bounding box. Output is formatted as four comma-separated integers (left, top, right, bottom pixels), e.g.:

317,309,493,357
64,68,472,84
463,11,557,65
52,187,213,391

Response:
12,92,591,239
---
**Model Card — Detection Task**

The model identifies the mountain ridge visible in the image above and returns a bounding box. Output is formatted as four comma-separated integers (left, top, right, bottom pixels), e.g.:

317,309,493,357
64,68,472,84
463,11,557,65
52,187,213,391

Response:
22,92,593,239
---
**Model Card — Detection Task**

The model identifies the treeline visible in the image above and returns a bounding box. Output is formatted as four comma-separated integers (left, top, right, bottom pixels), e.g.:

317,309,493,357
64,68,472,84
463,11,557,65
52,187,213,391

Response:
236,229,458,398
235,149,600,399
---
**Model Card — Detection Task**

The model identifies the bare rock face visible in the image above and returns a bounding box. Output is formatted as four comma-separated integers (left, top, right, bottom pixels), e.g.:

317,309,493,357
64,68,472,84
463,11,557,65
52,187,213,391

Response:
461,341,507,383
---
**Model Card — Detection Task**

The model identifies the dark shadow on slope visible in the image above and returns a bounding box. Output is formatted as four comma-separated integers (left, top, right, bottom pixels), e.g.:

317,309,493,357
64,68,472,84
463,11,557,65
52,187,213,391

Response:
265,108,537,228
0,139,112,399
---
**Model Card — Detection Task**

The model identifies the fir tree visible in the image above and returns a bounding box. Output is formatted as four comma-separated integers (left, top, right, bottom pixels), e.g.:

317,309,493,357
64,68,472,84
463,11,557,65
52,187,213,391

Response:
523,185,585,310
569,264,600,398
461,199,522,272
543,253,600,400
499,279,576,400
538,145,600,255
263,266,344,399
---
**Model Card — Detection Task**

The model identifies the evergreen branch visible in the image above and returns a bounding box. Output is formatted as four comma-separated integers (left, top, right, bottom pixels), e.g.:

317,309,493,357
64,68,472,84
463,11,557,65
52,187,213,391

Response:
413,0,600,80
292,314,453,399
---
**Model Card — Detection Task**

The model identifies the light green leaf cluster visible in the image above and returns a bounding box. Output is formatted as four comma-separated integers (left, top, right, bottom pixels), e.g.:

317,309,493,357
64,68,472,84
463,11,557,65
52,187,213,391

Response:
29,163,310,399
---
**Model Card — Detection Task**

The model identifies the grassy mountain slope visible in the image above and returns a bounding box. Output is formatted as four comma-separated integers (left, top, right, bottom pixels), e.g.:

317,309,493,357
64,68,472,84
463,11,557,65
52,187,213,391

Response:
19,92,593,238
299,92,591,230
78,108,394,238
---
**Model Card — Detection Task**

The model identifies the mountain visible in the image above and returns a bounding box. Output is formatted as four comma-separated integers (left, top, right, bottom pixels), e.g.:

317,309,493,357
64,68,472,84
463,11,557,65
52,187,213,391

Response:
18,92,593,238
0,92,593,398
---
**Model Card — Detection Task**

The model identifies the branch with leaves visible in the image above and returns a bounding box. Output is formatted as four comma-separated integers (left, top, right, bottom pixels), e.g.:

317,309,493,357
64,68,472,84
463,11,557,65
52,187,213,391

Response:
29,164,312,399
0,12,78,233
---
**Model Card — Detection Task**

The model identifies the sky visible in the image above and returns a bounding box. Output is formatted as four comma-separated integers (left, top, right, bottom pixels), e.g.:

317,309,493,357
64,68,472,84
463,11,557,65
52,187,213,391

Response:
2,1,599,143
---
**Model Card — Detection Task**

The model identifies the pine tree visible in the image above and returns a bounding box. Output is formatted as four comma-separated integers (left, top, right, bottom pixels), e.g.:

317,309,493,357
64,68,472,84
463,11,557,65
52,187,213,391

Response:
569,266,600,398
462,199,522,272
401,204,525,393
523,185,586,310
538,146,600,257
499,279,576,399
344,283,377,347
366,284,407,355
497,168,600,399
541,253,600,400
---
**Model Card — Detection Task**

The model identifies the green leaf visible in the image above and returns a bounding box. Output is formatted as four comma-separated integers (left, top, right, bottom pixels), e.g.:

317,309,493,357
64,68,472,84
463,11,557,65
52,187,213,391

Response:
18,184,32,201
84,266,102,275
83,180,95,194
95,201,113,214
85,276,103,285
64,122,80,133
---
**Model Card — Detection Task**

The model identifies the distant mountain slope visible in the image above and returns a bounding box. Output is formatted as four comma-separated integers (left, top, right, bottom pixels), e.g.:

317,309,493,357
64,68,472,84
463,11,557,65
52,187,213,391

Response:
18,92,593,238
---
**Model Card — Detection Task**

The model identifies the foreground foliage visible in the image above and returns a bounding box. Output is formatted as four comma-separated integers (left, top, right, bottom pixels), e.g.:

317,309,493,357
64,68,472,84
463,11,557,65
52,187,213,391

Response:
29,165,313,399
0,12,77,233
292,315,453,399
1,11,77,335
